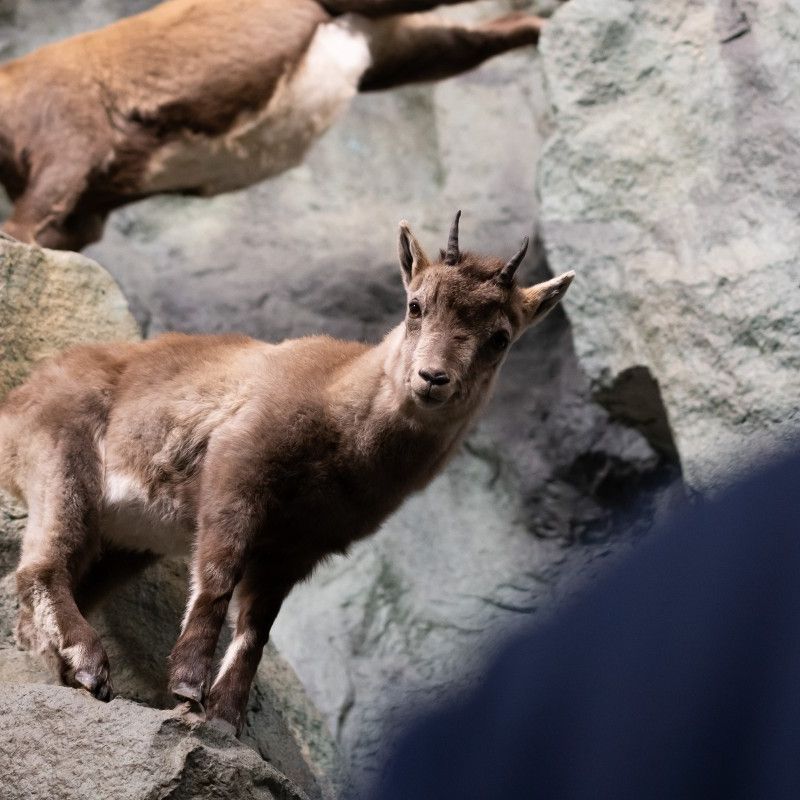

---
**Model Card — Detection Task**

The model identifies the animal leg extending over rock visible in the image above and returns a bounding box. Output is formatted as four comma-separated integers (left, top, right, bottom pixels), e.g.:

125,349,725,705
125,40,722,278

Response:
167,493,261,710
359,11,543,91
14,440,112,700
2,156,110,251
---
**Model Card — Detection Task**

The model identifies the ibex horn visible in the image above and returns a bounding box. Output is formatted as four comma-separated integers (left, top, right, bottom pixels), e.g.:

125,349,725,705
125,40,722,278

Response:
444,210,461,265
497,237,529,286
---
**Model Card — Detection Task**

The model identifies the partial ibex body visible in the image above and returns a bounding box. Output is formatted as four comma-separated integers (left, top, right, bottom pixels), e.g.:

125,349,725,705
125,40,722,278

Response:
0,214,573,732
0,0,543,250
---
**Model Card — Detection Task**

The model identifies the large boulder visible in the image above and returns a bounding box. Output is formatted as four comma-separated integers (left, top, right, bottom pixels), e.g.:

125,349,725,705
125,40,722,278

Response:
0,684,307,800
0,233,139,391
0,239,340,800
539,0,800,492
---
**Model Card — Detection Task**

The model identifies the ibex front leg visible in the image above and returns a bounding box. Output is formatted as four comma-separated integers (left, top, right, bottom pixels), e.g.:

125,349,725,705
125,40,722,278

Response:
168,506,258,709
205,563,300,734
15,443,111,699
359,11,543,92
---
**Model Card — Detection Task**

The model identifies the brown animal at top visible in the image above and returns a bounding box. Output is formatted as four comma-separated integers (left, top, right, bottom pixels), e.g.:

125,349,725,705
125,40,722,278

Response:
0,0,545,251
0,211,574,734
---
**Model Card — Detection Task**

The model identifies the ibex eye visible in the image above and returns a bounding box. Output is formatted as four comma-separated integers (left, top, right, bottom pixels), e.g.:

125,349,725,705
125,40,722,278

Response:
408,301,422,318
490,331,510,350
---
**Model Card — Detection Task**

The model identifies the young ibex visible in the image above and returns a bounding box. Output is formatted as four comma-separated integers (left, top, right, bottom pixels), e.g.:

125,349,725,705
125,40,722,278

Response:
0,0,545,250
0,213,573,733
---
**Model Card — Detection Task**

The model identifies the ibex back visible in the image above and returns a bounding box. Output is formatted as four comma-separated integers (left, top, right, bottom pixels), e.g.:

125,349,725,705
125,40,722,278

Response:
0,213,573,733
0,0,544,250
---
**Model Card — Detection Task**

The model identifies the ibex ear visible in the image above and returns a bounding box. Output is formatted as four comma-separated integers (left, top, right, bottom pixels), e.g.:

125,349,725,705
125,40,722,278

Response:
398,221,430,287
521,271,575,326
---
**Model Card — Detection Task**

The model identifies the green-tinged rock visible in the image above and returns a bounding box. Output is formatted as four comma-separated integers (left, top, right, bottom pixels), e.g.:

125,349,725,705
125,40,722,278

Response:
0,237,139,397
539,0,800,492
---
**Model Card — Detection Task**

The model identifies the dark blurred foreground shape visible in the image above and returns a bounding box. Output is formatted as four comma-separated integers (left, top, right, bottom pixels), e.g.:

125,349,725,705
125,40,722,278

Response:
371,448,800,800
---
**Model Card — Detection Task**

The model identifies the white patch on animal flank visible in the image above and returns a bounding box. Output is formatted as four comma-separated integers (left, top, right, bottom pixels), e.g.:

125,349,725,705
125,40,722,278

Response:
212,632,253,689
104,470,148,506
140,15,372,196
100,466,194,556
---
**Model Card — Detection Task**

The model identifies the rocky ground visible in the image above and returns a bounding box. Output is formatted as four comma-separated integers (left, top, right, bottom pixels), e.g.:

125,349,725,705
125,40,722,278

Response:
0,684,310,800
2,0,796,795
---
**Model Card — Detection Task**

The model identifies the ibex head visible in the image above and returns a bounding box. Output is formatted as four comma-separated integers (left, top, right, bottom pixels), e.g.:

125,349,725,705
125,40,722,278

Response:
396,211,574,413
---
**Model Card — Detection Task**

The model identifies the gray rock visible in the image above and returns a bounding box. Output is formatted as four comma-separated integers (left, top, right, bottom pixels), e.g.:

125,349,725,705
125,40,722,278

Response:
539,0,800,492
0,683,308,800
0,240,341,799
1,0,677,785
0,238,140,394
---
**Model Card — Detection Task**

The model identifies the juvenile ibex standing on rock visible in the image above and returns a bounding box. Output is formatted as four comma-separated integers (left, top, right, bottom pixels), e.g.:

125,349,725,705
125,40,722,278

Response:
0,0,545,250
0,213,573,732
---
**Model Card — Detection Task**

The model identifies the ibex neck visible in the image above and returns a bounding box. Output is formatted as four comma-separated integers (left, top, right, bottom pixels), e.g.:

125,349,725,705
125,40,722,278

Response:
329,325,475,479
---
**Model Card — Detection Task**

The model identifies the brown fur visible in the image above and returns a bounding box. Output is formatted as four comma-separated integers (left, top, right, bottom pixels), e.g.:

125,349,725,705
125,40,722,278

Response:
0,214,573,732
0,0,543,250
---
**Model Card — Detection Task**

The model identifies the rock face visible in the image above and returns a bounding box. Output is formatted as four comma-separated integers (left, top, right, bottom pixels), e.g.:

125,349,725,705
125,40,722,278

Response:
0,684,307,800
0,234,139,391
1,0,677,786
539,0,800,492
0,239,340,800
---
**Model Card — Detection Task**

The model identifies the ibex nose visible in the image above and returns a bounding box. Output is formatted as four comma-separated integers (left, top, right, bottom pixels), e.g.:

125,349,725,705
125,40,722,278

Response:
419,369,450,386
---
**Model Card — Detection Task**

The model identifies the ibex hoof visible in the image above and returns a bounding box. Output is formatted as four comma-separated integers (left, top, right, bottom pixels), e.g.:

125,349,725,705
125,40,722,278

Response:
75,669,113,702
172,682,205,711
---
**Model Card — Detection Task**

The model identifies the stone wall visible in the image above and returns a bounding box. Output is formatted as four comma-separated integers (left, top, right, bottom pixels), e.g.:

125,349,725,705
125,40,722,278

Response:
539,0,800,492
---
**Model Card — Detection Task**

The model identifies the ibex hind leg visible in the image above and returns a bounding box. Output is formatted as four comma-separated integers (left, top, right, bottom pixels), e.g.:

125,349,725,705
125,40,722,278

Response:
14,444,112,700
2,150,108,251
358,11,543,92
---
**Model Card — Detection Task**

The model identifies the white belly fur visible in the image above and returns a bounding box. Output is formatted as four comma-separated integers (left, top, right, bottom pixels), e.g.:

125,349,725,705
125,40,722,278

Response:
100,470,194,557
139,16,373,196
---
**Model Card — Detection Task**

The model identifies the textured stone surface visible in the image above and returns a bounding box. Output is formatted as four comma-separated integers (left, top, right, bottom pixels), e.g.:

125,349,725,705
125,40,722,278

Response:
0,237,140,392
0,683,308,800
539,0,800,492
0,528,340,800
0,0,676,786
0,240,341,799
